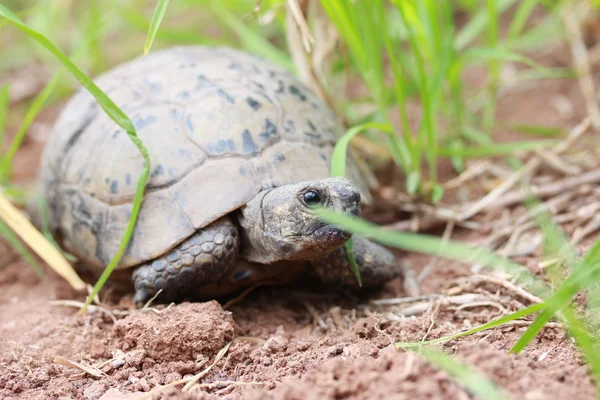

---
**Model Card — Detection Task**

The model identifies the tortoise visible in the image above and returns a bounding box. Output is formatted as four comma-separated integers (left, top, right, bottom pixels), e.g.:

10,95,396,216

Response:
37,46,403,306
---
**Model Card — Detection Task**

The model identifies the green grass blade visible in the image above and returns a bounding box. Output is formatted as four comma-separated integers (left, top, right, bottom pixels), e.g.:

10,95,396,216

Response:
414,347,510,400
315,210,548,297
343,238,362,287
122,7,225,46
464,47,548,72
144,0,170,55
0,5,137,133
0,73,61,181
438,140,555,158
0,4,152,311
462,127,494,146
396,2,438,189
376,1,415,161
483,0,500,132
0,85,9,156
505,124,565,137
209,1,294,72
507,0,539,40
330,122,393,177
509,193,600,355
455,0,514,50
0,219,44,277
396,303,543,348
558,304,600,381
511,237,600,354
319,0,365,66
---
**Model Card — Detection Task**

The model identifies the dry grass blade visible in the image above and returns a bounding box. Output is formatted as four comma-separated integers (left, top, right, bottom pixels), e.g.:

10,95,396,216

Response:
135,341,233,399
223,281,275,309
0,192,85,290
182,341,232,391
49,300,119,323
53,356,106,377
562,5,600,131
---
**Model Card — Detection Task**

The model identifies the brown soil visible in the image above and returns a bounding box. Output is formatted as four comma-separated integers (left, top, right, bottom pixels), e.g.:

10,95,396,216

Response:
2,17,600,400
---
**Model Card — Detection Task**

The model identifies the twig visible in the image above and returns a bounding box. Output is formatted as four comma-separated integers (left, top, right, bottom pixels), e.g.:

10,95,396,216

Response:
287,0,314,52
303,300,328,330
562,7,600,130
223,281,276,309
455,301,507,313
370,294,443,306
49,300,120,323
469,274,543,304
189,380,264,391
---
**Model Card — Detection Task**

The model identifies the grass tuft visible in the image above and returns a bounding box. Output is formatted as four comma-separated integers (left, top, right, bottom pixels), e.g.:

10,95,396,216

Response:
144,0,171,55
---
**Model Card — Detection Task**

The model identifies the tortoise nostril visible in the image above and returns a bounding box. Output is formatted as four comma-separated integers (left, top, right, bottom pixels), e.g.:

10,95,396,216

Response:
351,191,361,204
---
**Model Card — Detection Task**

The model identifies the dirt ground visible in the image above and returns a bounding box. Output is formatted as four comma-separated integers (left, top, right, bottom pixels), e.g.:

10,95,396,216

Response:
2,30,600,400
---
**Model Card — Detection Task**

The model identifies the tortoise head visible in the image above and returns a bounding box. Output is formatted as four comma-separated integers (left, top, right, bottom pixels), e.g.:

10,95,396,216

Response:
238,177,361,264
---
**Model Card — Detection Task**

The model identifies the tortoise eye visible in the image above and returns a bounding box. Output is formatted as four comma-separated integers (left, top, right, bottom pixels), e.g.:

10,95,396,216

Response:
303,190,322,208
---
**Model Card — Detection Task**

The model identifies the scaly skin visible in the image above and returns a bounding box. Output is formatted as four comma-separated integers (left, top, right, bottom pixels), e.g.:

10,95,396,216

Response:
131,217,239,306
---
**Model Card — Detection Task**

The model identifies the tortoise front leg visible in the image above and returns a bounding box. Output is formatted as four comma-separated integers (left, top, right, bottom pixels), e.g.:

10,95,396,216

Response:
131,217,239,307
309,235,402,289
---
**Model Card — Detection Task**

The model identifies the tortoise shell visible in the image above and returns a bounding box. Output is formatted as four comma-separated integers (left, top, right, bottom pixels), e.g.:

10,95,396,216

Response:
39,46,369,269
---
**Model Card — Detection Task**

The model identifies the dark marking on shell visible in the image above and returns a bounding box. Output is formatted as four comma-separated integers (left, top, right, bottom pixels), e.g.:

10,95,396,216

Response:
91,211,107,265
241,129,259,154
110,180,118,194
153,164,165,177
178,62,196,69
72,192,92,221
125,173,132,186
133,115,158,130
105,178,110,184
268,70,277,78
259,119,278,141
186,114,194,132
216,88,234,104
246,97,261,111
274,153,286,162
275,80,284,94
305,132,321,140
307,120,317,131
112,130,120,139
177,91,191,101
252,81,265,91
207,139,236,155
65,115,94,150
239,167,247,176
228,63,241,70
171,108,182,121
168,167,177,177
288,85,306,101
143,78,161,93
283,120,295,134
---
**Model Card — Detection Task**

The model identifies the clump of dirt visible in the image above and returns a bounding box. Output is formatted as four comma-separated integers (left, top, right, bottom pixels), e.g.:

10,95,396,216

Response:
113,301,235,363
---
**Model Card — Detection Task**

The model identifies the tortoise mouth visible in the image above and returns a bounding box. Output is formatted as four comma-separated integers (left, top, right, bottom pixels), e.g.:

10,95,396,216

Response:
314,225,352,245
